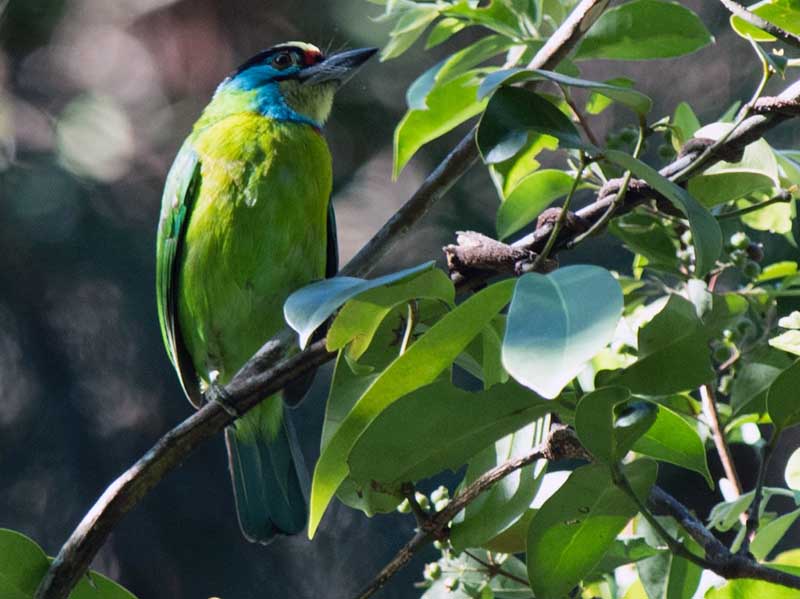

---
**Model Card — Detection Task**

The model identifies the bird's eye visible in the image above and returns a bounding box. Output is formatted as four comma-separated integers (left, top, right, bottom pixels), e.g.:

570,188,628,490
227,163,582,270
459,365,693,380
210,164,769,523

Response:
272,52,294,70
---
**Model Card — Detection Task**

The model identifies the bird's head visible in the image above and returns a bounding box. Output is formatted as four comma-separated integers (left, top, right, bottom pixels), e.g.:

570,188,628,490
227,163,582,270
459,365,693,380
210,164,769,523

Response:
220,42,377,128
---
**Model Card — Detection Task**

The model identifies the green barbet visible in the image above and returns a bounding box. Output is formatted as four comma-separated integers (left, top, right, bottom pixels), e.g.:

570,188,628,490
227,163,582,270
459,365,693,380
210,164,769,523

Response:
156,42,376,543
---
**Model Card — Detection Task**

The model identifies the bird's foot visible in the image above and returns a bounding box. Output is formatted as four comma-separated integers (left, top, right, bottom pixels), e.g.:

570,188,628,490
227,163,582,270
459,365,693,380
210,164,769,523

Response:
206,383,242,419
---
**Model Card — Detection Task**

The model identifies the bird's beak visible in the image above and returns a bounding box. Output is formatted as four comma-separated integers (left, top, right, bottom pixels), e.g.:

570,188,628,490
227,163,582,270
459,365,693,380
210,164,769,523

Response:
298,47,378,86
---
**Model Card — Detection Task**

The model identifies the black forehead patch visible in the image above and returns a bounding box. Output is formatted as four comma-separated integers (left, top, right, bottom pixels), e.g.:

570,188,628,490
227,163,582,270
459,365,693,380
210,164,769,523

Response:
231,45,321,77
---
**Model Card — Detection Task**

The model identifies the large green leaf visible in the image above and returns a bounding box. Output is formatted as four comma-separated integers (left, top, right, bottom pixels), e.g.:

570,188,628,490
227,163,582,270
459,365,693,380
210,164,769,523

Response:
477,87,583,164
574,0,712,60
394,70,488,177
586,538,661,581
636,517,702,599
608,212,681,273
751,508,800,561
633,404,712,486
348,380,552,486
380,4,440,60
575,387,656,463
600,295,715,395
687,123,779,207
496,169,576,239
443,0,528,38
309,279,516,537
326,267,454,360
502,266,623,399
767,360,800,432
731,347,793,415
407,35,514,110
0,529,138,599
603,149,722,276
284,261,435,348
730,0,800,42
479,68,653,114
449,417,550,552
526,460,658,599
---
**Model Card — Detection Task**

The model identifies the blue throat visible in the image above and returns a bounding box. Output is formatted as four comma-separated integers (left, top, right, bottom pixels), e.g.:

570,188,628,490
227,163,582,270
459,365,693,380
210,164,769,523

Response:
226,70,321,129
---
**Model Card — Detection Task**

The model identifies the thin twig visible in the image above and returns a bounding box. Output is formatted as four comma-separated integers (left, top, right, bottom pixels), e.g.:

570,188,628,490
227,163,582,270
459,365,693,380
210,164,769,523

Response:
651,486,800,589
613,468,714,571
531,157,588,270
561,89,600,147
568,117,647,247
700,383,744,497
718,189,794,220
740,434,777,554
717,0,800,50
463,550,531,587
353,446,549,599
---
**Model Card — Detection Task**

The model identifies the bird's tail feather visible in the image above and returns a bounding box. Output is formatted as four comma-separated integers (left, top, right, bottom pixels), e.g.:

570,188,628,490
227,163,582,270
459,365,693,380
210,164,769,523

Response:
225,398,308,543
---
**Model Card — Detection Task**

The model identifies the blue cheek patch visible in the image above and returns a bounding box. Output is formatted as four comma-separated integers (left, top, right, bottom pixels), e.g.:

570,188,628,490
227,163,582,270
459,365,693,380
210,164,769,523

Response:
228,65,321,129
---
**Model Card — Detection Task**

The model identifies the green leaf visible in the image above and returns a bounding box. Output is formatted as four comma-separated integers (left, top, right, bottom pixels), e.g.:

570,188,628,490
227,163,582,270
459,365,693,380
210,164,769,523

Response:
586,538,661,581
730,0,800,42
688,123,779,207
586,78,636,115
708,492,754,532
633,404,712,487
479,68,653,114
751,508,800,561
490,134,560,198
309,279,516,537
326,267,454,360
767,360,800,432
575,0,713,61
576,387,657,463
450,417,550,552
672,102,701,149
759,261,798,282
601,295,715,395
425,17,466,49
603,149,722,276
348,380,552,486
608,212,681,273
444,0,527,38
496,169,576,239
408,35,514,110
0,529,138,599
394,70,488,176
731,347,793,415
526,460,658,599
502,266,623,398
285,261,435,348
381,5,440,60
477,87,583,164
636,517,702,599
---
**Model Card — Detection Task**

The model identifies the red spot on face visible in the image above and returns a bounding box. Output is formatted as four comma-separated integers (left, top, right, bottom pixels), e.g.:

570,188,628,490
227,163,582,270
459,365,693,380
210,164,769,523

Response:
303,49,323,66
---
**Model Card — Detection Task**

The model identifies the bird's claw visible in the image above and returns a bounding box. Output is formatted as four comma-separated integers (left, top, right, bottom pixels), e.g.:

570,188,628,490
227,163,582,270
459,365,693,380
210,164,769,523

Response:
207,383,242,419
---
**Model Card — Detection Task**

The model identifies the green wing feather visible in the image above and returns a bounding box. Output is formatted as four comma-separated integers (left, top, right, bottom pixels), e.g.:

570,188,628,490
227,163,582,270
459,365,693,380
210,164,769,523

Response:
156,141,204,408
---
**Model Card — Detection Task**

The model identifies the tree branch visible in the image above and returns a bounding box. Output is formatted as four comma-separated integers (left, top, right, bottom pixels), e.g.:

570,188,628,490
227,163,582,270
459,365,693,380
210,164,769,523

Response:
353,425,588,599
33,2,613,597
717,0,800,50
448,79,800,285
651,486,800,589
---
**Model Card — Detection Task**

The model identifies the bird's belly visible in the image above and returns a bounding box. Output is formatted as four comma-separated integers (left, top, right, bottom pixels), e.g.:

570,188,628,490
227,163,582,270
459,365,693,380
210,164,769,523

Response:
178,142,329,382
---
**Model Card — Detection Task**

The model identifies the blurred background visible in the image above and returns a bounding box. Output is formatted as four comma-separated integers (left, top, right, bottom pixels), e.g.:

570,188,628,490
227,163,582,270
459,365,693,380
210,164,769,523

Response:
1,1,799,597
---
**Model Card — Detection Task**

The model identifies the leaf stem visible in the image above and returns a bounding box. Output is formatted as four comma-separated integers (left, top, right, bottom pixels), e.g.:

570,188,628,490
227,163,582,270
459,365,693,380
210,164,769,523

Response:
531,157,589,270
568,117,647,247
740,432,777,554
700,383,744,496
717,189,794,220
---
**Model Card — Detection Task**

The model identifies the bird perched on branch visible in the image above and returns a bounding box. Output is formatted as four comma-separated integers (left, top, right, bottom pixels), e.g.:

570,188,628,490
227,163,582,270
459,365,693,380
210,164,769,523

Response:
156,42,376,543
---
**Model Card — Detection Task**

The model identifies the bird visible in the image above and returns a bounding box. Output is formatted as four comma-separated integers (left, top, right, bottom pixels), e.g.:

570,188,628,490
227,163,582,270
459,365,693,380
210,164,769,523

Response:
156,42,377,543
